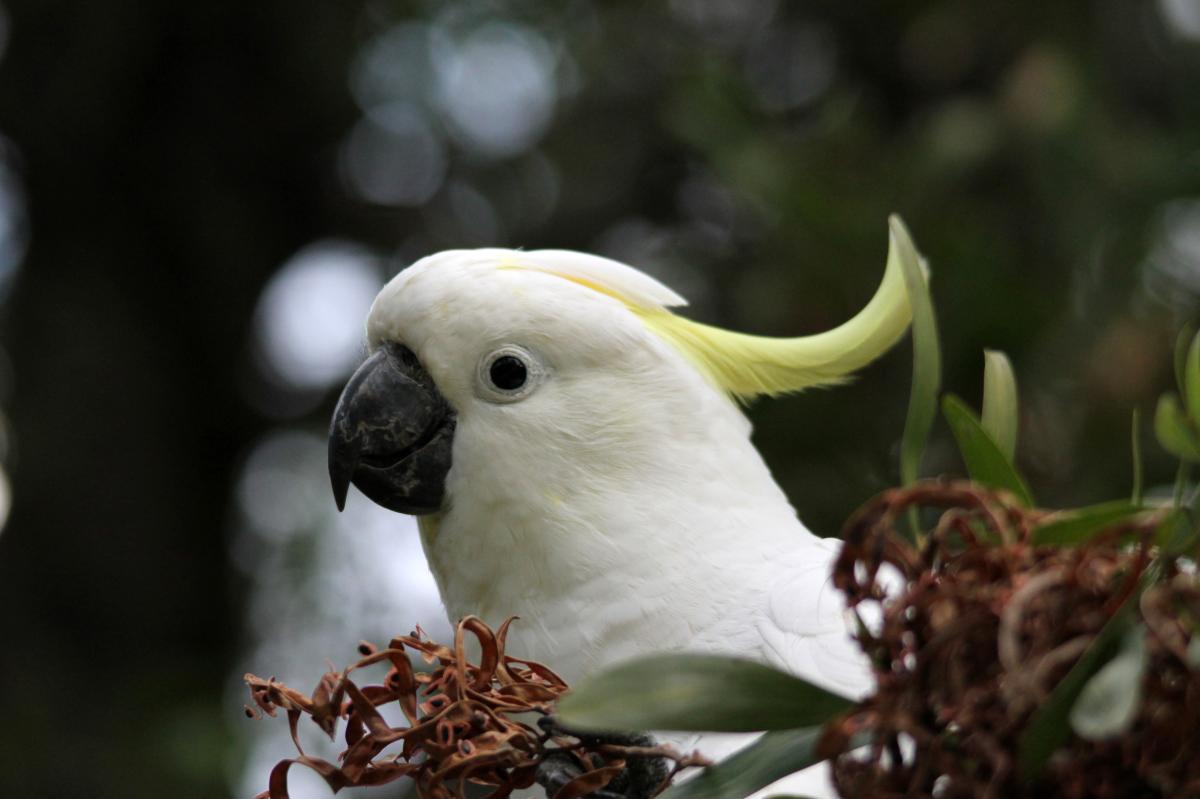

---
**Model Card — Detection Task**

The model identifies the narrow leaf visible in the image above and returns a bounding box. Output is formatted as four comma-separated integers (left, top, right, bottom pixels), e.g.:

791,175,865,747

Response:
1175,324,1197,399
1187,331,1200,424
556,655,853,733
894,215,940,489
1154,394,1200,463
1030,501,1142,547
1131,409,1143,506
981,349,1018,461
942,394,1034,505
659,728,827,799
1024,518,1186,781
1155,509,1199,557
1069,624,1147,740
1019,606,1132,780
1174,461,1193,508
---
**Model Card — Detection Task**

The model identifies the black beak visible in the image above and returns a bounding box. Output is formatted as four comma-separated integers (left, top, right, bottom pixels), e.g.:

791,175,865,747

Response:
328,343,455,515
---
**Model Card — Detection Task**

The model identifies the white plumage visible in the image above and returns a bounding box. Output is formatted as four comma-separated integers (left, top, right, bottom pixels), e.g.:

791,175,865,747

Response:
360,233,914,797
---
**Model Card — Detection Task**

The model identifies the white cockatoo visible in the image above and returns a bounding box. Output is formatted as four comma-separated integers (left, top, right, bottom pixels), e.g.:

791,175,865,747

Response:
328,220,919,797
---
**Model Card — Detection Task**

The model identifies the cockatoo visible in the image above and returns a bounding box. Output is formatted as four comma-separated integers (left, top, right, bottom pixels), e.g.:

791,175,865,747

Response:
327,221,918,797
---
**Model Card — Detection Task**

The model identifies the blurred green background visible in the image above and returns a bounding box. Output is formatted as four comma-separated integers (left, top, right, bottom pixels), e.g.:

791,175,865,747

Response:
0,0,1197,796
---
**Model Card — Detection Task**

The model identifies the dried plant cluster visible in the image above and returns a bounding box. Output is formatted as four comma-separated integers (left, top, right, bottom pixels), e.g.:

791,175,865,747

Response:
244,617,701,799
826,481,1200,798
246,480,1198,799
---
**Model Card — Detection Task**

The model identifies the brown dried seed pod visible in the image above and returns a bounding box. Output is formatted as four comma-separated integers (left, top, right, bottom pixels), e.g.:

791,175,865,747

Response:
827,481,1199,799
246,616,701,799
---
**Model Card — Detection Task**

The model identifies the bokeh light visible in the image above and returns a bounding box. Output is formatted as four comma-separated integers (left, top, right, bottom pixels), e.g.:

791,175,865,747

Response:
0,463,11,538
231,429,447,798
341,105,447,207
350,22,438,111
743,23,837,112
1142,198,1200,314
0,64,26,544
0,4,10,66
432,22,559,159
252,240,384,395
1160,0,1200,40
0,144,28,304
669,0,778,48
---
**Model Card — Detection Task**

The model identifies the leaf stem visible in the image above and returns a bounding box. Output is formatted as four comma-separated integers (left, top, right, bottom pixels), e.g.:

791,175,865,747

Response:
891,216,939,545
1173,461,1192,508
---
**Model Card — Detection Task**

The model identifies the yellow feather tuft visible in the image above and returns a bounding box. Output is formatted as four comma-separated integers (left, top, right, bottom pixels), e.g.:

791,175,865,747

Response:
501,218,925,401
636,216,923,401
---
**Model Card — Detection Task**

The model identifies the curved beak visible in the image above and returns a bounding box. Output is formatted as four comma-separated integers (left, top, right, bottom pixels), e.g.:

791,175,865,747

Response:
328,343,455,515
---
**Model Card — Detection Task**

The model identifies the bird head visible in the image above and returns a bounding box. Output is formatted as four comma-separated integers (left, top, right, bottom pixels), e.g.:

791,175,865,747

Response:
328,220,922,520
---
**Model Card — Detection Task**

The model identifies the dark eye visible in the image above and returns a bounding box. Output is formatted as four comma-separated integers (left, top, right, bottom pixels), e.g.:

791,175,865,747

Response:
477,345,543,403
489,355,527,390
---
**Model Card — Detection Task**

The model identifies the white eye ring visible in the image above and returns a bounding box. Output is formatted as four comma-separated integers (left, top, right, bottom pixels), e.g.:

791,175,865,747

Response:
476,345,545,403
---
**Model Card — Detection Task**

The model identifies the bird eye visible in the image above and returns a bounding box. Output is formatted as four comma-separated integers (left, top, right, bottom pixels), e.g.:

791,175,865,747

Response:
477,346,543,402
489,355,527,390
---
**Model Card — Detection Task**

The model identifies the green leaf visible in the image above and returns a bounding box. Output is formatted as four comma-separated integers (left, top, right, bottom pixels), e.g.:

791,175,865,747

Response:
1030,501,1142,547
1069,624,1147,740
658,728,841,799
942,394,1034,505
1131,409,1143,507
893,215,940,490
1175,324,1197,400
555,655,853,733
1022,515,1186,783
1154,394,1200,462
1174,461,1193,508
1155,509,1199,557
1019,606,1133,780
1187,331,1200,425
981,349,1018,461
1187,638,1200,670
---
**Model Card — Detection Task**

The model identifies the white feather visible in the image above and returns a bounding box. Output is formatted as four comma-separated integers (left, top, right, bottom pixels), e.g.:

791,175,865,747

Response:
367,249,875,797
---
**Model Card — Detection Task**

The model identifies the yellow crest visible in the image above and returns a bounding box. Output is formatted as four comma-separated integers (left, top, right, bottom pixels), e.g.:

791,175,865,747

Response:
504,217,924,401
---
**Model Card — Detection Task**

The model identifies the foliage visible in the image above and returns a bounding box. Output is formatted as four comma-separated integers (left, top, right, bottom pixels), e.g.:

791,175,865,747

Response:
655,728,851,799
556,655,852,733
830,482,1195,797
1156,328,1200,474
941,394,1034,505
896,215,940,495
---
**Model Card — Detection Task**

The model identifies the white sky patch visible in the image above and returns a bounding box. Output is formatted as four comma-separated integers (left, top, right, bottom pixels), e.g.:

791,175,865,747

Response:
253,240,383,392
